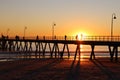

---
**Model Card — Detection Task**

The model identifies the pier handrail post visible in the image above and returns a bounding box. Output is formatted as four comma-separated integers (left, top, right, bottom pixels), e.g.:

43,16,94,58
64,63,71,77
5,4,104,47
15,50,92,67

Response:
43,36,45,40
54,35,56,40
23,37,25,40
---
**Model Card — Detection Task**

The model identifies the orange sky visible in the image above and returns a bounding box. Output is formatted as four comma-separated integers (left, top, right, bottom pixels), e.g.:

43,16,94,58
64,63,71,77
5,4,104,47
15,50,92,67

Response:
0,0,120,37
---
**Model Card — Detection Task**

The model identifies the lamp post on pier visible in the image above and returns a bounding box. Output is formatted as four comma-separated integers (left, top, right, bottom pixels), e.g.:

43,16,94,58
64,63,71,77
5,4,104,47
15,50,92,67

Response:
111,13,116,41
24,26,27,38
52,22,56,39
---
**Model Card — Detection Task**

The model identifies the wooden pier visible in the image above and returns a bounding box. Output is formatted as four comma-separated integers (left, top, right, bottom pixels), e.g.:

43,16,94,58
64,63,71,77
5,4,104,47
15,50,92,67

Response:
0,35,120,61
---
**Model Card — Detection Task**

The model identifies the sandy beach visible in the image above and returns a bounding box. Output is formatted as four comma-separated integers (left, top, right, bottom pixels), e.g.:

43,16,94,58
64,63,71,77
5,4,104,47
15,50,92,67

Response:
0,58,120,80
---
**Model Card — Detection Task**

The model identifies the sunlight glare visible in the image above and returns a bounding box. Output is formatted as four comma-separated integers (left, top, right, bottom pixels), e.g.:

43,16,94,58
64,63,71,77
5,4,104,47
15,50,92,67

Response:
77,32,87,41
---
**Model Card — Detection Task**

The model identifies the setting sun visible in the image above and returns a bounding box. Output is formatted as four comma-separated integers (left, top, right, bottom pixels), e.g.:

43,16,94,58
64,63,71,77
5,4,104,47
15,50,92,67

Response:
73,32,88,40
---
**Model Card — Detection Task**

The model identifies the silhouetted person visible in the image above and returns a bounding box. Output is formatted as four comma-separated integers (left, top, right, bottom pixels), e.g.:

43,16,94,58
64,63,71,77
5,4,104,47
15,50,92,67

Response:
65,35,67,40
2,35,5,39
36,35,39,40
76,35,78,40
15,35,19,40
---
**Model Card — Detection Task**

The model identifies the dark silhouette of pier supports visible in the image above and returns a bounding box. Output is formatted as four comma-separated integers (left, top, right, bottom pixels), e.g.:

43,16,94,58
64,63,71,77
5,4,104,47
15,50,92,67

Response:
28,42,32,58
51,43,59,58
61,43,70,59
90,45,95,60
23,41,28,59
1,35,6,51
43,43,51,58
35,42,40,58
35,36,41,58
108,46,118,62
19,42,24,52
14,40,19,51
8,41,13,51
74,44,80,60
60,35,70,59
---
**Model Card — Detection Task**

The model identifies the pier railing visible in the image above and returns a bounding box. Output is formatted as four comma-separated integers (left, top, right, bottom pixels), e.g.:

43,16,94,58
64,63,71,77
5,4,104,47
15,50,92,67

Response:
83,36,120,41
1,36,120,41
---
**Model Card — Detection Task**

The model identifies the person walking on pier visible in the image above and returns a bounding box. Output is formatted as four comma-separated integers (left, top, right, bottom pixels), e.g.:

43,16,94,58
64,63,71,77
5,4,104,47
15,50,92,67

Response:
76,35,78,40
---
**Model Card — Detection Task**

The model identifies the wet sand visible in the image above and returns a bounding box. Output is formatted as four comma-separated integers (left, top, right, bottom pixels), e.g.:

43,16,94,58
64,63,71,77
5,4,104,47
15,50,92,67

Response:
0,58,120,80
